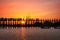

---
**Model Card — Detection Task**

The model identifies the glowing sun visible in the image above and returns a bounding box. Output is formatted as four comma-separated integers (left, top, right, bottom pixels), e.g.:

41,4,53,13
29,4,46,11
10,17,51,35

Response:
21,21,25,24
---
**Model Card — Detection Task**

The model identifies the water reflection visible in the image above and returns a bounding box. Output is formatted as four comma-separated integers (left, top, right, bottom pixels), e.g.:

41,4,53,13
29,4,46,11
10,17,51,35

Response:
0,27,60,40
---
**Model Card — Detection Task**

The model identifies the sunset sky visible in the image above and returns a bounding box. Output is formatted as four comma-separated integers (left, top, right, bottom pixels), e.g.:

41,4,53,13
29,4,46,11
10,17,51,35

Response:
0,0,60,19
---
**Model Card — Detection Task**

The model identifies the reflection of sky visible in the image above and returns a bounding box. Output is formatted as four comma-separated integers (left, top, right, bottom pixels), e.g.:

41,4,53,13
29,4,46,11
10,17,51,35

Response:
0,27,60,40
0,0,60,19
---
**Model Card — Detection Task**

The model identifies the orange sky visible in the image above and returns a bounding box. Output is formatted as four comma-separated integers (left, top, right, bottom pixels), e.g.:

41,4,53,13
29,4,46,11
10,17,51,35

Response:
0,0,60,19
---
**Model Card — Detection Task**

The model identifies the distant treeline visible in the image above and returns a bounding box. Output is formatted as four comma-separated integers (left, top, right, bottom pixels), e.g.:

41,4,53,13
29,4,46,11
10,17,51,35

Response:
0,18,60,28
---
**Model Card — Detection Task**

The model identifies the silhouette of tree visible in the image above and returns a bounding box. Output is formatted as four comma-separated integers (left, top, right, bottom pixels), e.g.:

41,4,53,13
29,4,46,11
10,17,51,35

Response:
43,20,53,26
54,21,60,26
34,21,42,27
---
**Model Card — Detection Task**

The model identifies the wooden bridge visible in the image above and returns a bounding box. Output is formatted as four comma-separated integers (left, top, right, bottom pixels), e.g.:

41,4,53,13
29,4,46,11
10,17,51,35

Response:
0,18,60,27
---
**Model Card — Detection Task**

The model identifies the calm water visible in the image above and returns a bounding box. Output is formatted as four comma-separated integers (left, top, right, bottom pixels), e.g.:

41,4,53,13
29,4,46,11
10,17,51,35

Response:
0,27,60,40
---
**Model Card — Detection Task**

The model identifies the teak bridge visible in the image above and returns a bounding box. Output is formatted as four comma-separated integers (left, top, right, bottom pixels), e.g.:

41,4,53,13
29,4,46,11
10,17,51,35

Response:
0,18,60,28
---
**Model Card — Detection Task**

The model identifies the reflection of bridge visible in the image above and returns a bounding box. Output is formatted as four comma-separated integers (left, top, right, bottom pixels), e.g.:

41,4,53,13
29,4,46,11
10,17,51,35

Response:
0,18,60,27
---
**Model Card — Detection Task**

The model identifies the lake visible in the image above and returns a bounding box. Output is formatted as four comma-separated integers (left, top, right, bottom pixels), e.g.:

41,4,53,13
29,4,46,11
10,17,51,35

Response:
0,27,60,40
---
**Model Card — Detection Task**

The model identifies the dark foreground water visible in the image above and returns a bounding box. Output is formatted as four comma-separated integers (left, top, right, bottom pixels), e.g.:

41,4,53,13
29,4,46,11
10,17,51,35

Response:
0,27,60,40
